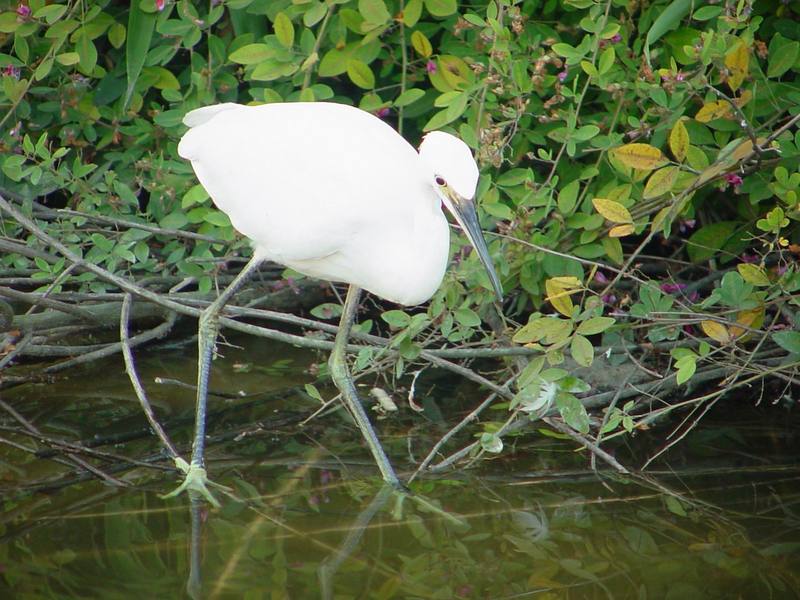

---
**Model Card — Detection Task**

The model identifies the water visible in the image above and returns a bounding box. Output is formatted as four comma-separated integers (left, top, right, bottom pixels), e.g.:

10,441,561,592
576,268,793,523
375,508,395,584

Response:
2,337,799,598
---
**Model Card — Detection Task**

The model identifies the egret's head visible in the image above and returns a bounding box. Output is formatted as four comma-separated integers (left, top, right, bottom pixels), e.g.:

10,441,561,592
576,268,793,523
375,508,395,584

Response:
418,131,503,302
419,131,479,199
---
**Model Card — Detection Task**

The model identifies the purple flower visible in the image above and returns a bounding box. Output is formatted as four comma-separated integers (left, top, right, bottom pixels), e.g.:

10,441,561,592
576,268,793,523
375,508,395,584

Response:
660,282,686,295
594,271,609,284
3,65,20,79
16,4,30,17
602,293,617,305
155,0,166,11
679,219,696,234
740,253,758,264
725,173,743,187
375,107,390,118
557,69,568,82
611,33,622,43
426,60,437,74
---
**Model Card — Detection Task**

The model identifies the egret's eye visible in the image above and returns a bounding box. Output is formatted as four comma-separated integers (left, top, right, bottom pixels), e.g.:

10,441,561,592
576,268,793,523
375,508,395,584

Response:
435,176,446,186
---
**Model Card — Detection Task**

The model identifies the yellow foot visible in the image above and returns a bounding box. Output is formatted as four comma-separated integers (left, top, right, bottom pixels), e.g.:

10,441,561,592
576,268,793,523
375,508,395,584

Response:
161,458,229,508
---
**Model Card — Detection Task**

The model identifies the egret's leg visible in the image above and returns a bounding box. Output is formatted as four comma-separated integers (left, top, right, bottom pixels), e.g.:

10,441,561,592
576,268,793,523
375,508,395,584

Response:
164,256,263,506
328,285,400,486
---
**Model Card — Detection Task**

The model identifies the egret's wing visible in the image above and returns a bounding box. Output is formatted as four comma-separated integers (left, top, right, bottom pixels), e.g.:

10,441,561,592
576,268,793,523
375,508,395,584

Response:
178,103,428,264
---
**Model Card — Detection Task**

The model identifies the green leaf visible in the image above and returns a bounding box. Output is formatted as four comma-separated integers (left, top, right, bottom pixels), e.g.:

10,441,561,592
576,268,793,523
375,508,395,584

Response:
203,210,231,227
570,334,593,367
692,6,722,20
346,59,375,89
55,52,80,66
181,184,209,208
273,12,294,48
394,88,424,107
425,0,457,17
737,263,770,287
773,331,800,355
229,43,273,64
304,383,324,402
644,0,691,67
675,355,696,384
34,4,68,24
556,393,590,434
422,108,456,131
125,1,156,108
358,0,390,24
108,22,126,49
643,166,678,199
576,316,615,335
381,309,410,328
768,40,799,79
403,0,423,26
598,47,614,74
665,495,687,517
558,180,579,214
686,221,743,263
454,307,481,327
480,432,503,453
310,303,343,320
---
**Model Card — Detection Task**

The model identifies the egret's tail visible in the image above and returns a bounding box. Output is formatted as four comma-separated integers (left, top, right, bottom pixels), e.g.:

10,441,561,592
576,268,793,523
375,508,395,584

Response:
182,103,241,128
178,103,243,160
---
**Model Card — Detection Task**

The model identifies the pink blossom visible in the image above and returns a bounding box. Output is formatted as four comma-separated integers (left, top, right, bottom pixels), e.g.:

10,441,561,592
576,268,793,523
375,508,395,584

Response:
2,65,20,79
16,4,30,17
155,0,166,11
611,33,622,43
660,282,686,295
557,69,568,82
725,173,743,187
375,107,391,118
426,60,437,74
594,271,609,284
679,219,696,233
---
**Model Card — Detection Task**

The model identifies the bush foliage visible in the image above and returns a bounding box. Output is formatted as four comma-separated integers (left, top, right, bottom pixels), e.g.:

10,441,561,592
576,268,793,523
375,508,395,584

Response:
1,0,799,449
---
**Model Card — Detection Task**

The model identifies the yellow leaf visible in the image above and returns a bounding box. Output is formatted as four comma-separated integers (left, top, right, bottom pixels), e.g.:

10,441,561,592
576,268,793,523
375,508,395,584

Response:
731,304,764,337
592,198,632,224
643,166,679,199
695,100,732,123
609,223,635,237
545,278,580,317
730,305,764,338
669,119,689,162
410,30,432,58
735,89,752,108
612,143,666,171
549,276,583,288
701,320,732,344
736,263,770,286
725,40,749,91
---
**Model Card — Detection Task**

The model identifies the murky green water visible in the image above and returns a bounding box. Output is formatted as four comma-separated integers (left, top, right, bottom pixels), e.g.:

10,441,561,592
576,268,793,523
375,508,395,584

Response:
2,336,799,598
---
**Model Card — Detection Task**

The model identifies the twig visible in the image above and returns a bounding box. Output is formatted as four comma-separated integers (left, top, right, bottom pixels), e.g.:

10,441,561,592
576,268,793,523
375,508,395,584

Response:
120,293,181,459
542,416,629,473
0,397,127,486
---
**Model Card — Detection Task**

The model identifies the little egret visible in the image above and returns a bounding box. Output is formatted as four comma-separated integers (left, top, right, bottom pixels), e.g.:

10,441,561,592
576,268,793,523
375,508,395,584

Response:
168,101,502,503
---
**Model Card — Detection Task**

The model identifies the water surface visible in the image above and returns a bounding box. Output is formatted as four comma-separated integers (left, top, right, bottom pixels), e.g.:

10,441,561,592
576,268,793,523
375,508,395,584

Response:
2,337,798,598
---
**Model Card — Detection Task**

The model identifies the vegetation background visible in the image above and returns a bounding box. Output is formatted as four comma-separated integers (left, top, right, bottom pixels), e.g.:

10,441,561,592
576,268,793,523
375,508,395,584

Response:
1,0,799,467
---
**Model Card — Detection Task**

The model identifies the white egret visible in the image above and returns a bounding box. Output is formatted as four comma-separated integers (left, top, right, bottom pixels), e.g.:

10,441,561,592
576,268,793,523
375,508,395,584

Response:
167,101,502,503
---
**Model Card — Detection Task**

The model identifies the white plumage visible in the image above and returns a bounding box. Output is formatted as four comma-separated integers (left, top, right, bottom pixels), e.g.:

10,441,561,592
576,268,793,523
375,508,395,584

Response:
178,102,490,305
